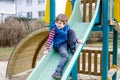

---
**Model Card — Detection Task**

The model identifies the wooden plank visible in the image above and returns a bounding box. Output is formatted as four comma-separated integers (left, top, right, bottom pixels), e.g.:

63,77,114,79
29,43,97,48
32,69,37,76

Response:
108,53,111,69
81,0,96,3
78,57,81,73
32,36,48,67
88,51,92,74
94,0,97,8
82,50,86,73
100,51,102,75
94,52,98,75
89,0,93,21
83,0,87,22
79,71,101,76
12,56,33,75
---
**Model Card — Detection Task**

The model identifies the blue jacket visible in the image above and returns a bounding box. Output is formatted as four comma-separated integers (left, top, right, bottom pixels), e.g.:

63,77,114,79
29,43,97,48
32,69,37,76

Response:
51,23,70,50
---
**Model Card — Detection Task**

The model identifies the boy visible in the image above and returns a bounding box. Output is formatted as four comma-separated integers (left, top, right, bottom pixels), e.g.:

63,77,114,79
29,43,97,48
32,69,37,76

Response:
44,14,83,80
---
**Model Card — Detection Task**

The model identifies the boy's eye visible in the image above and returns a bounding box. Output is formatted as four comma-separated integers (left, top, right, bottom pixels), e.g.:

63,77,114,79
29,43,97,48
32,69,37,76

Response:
59,23,61,24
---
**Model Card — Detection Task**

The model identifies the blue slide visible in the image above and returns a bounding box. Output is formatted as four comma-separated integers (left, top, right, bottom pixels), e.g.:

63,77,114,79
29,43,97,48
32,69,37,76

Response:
27,0,100,80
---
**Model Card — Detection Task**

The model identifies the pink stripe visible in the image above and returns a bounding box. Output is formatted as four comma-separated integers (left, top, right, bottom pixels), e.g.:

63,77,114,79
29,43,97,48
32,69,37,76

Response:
46,41,51,44
50,32,55,35
45,28,55,51
46,44,50,46
47,39,52,42
49,35,54,38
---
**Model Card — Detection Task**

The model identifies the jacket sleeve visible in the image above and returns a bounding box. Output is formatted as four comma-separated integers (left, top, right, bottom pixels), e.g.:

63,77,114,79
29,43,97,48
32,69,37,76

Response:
45,28,55,51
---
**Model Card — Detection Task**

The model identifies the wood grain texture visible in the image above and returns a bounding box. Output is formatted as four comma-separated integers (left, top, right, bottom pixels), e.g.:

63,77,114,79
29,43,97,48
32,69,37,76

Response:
6,28,49,78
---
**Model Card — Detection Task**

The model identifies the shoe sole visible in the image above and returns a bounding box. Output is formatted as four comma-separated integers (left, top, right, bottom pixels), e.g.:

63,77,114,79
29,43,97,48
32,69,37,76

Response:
52,75,61,80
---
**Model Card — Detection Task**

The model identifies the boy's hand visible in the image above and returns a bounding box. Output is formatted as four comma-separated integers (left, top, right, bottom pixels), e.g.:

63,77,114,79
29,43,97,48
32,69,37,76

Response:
77,39,84,44
44,51,49,56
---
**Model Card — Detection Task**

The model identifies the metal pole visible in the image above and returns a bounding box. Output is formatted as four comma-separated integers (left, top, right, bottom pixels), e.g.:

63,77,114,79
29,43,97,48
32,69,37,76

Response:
71,0,78,80
72,0,76,9
112,30,118,80
72,59,78,80
112,0,118,79
102,0,109,80
50,0,56,30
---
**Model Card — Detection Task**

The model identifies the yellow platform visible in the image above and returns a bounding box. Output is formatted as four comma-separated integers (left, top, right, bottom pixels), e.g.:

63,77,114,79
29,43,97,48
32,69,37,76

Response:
44,0,50,23
114,0,120,22
44,0,72,23
65,0,72,19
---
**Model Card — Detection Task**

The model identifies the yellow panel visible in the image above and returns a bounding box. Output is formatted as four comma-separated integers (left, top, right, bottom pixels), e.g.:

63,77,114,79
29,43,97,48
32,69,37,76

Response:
44,0,50,23
65,0,72,19
114,0,120,22
99,77,111,80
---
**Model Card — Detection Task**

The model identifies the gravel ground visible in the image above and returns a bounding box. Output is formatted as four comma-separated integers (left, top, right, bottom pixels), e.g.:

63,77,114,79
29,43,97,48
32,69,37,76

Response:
0,61,120,80
0,47,120,80
0,61,7,80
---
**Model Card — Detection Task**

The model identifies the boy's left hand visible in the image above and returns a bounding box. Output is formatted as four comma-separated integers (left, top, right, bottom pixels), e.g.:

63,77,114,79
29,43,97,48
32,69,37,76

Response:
44,51,49,56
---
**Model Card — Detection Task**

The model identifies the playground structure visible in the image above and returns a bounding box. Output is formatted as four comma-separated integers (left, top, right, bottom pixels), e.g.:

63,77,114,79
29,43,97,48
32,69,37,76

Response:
114,0,120,22
6,0,120,80
6,28,49,79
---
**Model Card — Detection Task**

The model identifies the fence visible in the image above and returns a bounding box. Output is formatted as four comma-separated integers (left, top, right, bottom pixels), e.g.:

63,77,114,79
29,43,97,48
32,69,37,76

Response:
78,49,113,76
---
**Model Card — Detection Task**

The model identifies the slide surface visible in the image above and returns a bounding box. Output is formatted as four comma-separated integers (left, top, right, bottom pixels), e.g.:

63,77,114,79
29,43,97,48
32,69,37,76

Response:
27,0,100,80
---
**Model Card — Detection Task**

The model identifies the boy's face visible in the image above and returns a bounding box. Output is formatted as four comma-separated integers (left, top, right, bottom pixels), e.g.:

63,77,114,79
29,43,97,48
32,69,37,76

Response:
55,20,65,29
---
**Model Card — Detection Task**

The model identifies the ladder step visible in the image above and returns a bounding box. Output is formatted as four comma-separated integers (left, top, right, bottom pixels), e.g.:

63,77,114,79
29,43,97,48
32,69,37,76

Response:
109,20,120,33
108,68,118,77
108,65,119,78
99,65,118,80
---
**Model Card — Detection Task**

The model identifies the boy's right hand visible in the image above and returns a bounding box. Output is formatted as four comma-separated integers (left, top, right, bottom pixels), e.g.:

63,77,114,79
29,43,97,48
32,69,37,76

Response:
77,39,84,44
44,51,49,56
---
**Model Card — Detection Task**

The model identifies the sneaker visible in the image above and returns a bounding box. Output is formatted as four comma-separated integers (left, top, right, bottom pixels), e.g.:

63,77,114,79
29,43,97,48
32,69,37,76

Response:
70,44,76,54
52,72,62,80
